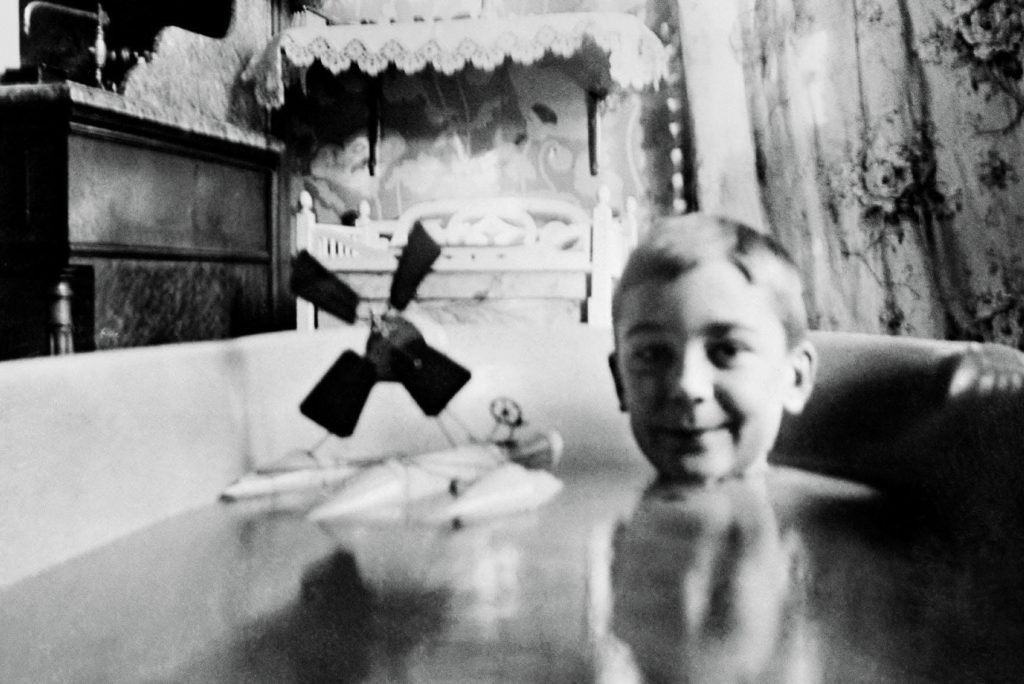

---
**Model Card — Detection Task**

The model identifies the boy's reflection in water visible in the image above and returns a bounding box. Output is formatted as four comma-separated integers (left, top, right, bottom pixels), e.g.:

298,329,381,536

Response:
597,467,1024,684
601,475,807,684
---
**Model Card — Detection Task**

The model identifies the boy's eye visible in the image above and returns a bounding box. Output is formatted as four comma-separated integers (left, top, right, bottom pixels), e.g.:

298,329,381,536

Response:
706,339,747,367
629,343,674,368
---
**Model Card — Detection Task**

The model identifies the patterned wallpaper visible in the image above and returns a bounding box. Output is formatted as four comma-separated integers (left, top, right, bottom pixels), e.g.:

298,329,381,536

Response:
120,0,274,133
740,0,1024,347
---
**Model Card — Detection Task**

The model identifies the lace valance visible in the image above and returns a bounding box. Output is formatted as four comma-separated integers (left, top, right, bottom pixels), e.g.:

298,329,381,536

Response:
243,12,669,109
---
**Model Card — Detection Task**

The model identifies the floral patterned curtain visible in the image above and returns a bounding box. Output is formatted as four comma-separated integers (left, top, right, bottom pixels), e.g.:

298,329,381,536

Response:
737,0,1024,346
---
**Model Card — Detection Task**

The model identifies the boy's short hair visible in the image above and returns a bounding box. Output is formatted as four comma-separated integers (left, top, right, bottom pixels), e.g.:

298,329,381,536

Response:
611,214,808,347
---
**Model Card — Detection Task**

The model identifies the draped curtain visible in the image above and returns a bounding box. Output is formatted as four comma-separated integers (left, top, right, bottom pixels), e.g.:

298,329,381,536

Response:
733,0,1024,346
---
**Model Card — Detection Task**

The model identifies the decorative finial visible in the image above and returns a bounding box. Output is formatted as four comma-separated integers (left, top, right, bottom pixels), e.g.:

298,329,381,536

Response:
93,3,107,87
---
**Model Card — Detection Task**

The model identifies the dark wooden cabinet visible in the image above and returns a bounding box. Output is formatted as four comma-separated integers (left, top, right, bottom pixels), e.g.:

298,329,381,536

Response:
0,82,287,359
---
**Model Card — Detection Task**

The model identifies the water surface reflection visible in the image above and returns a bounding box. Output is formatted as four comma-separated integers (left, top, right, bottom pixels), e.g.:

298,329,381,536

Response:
599,476,800,683
596,468,1024,683
5,466,1024,682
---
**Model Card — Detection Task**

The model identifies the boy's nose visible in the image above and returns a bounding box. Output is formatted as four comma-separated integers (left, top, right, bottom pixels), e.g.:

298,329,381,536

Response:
672,346,714,404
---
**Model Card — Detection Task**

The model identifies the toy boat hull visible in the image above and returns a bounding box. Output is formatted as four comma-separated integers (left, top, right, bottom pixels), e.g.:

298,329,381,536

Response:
220,464,360,500
306,444,507,520
425,462,564,524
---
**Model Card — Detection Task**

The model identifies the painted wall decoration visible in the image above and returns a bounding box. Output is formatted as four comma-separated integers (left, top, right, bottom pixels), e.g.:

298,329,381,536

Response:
261,0,668,225
281,60,648,222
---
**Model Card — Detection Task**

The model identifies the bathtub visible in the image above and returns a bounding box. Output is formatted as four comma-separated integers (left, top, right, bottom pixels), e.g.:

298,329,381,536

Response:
1,325,1022,682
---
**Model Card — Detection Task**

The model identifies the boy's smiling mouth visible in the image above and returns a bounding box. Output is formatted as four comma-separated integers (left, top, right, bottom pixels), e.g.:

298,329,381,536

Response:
644,424,738,483
652,424,733,450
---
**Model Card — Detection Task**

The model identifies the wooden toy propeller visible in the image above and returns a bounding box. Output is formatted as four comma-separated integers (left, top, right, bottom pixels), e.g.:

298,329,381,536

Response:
290,222,472,437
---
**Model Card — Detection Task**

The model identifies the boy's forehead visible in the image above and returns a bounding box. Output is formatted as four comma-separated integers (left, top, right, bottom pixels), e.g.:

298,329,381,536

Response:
621,258,751,304
615,263,788,333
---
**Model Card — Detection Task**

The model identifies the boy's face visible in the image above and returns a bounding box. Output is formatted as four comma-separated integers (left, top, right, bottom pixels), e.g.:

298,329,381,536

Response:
611,262,815,483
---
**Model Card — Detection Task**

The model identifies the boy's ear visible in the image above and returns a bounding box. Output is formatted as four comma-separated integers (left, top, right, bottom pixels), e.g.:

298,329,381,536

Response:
608,351,628,412
782,340,817,414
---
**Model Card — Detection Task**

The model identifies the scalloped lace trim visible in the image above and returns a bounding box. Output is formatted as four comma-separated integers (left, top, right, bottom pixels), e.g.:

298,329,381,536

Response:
244,12,668,109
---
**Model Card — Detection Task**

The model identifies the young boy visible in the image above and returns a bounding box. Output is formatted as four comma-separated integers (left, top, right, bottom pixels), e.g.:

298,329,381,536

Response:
608,213,817,484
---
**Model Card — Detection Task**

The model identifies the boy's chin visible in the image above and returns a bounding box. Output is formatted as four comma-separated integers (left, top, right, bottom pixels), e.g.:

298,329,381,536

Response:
648,449,765,486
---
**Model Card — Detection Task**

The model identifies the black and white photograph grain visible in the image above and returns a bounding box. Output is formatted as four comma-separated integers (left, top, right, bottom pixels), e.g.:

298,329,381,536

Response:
2,1,1023,682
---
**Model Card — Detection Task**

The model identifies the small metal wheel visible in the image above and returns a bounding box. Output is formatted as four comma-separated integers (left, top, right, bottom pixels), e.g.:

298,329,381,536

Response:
489,396,524,429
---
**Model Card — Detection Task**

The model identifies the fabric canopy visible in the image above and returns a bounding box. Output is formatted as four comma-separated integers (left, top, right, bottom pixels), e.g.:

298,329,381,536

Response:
243,11,669,109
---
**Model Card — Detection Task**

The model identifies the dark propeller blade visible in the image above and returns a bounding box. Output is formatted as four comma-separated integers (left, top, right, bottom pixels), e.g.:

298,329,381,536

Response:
291,250,361,324
389,221,441,311
391,340,472,416
300,350,378,437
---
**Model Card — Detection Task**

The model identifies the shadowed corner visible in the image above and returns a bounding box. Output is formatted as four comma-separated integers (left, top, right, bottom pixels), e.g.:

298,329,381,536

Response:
771,334,1024,540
